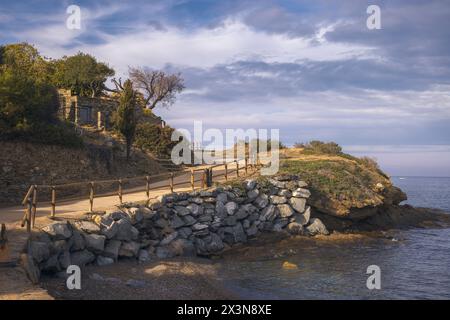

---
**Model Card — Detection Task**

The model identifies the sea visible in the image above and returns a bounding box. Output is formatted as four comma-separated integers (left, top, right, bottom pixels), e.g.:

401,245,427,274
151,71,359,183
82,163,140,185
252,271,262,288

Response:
219,177,450,299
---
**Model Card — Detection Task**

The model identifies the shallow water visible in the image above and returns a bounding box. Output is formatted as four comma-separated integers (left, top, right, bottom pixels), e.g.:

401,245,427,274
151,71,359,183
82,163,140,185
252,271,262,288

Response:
219,177,450,299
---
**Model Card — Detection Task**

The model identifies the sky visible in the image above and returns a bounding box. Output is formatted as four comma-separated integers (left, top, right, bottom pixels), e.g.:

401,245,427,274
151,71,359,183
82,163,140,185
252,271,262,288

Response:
1,0,450,176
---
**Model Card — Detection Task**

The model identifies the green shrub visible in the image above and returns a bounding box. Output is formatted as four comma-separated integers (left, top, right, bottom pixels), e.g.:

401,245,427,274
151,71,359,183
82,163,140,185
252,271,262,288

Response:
301,140,343,155
134,123,178,158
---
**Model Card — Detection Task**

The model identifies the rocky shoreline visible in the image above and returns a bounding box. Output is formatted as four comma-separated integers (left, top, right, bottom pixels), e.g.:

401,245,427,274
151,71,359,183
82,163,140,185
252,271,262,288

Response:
20,174,450,285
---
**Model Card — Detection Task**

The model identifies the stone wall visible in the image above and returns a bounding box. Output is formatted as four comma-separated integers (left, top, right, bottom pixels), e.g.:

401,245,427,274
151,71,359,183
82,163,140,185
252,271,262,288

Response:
22,174,329,283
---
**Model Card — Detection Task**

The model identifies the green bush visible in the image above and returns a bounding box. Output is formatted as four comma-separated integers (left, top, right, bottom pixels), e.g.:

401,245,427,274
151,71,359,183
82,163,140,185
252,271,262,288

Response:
134,123,177,158
300,140,343,155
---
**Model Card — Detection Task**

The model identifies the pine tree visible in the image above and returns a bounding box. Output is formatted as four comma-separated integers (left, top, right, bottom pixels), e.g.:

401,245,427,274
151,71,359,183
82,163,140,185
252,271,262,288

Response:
115,80,136,161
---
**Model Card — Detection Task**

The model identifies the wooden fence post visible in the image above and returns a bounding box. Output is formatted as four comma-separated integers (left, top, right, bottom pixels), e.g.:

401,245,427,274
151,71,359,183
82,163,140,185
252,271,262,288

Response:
51,186,56,218
224,163,228,181
245,157,248,175
236,160,239,177
190,169,195,191
26,193,32,234
118,179,123,204
146,176,150,200
170,173,174,193
31,185,37,229
89,182,94,212
201,170,206,189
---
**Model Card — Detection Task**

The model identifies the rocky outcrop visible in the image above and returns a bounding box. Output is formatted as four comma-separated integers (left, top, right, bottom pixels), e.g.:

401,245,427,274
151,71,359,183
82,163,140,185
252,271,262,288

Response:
22,175,330,282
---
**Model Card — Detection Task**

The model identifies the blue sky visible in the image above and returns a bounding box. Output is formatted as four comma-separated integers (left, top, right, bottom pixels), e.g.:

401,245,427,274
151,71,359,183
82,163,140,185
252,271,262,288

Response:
1,0,450,176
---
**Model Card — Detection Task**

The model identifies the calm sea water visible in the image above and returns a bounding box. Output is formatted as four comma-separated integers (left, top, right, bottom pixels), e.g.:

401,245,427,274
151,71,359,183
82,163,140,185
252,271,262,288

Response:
219,177,450,299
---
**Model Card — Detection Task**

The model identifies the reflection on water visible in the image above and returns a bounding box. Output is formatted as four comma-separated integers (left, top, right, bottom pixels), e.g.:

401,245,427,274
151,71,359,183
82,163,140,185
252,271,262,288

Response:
219,177,450,299
219,229,450,299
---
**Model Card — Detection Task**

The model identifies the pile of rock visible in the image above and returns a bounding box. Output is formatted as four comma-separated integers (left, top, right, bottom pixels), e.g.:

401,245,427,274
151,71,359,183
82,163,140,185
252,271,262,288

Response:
22,174,329,282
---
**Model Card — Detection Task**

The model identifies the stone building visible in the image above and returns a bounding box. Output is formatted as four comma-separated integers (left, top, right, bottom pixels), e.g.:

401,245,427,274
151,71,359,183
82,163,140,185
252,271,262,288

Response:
57,89,166,130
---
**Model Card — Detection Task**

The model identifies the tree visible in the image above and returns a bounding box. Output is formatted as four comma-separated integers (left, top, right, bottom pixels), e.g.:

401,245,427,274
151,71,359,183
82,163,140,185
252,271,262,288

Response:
52,52,115,97
118,67,184,110
114,80,136,160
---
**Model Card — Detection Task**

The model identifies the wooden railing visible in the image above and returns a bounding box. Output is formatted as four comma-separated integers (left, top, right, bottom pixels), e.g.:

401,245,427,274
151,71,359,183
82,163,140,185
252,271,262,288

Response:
20,156,262,233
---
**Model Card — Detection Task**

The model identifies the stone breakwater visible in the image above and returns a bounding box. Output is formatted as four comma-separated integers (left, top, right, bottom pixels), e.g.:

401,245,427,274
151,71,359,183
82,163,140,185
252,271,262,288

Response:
21,174,329,283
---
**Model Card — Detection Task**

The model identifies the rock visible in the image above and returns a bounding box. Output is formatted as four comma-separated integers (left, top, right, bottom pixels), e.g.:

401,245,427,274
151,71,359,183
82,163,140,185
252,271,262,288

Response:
103,240,121,260
70,229,85,251
198,213,213,223
287,222,304,235
139,207,157,220
190,197,203,205
29,241,50,263
42,222,72,240
186,203,203,216
101,221,119,239
192,223,208,231
235,208,249,220
298,181,308,188
246,225,258,237
178,227,193,239
289,197,307,213
216,193,228,204
175,206,191,216
83,234,106,252
182,215,197,226
138,249,151,262
254,194,269,209
170,215,185,229
278,189,292,197
245,179,257,190
160,232,178,246
224,215,237,226
292,188,311,198
278,204,294,218
41,254,60,273
306,218,329,236
156,246,175,259
293,206,311,226
119,241,141,258
270,195,287,204
225,202,239,215
169,239,196,256
74,221,101,234
20,253,40,284
285,181,298,191
215,202,227,219
70,250,96,267
268,178,286,188
127,207,144,224
50,240,68,255
96,256,114,266
198,233,224,255
232,223,247,243
57,250,71,269
115,219,138,241
247,189,259,200
260,204,278,222
154,218,169,229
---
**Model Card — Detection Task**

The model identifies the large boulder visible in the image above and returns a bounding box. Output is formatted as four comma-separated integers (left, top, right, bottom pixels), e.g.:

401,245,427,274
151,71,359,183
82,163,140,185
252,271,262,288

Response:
293,206,311,226
103,240,121,260
29,241,50,263
70,250,95,267
73,221,101,234
277,204,294,218
119,241,141,258
83,234,106,253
